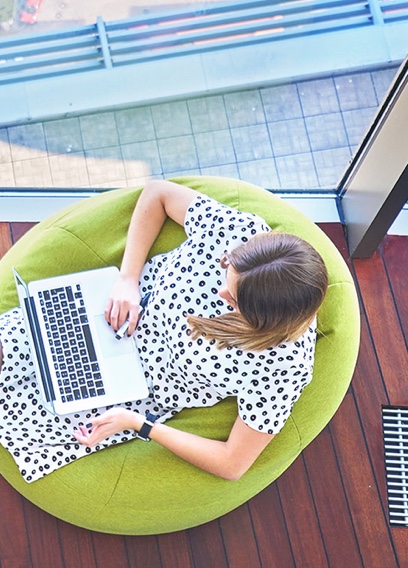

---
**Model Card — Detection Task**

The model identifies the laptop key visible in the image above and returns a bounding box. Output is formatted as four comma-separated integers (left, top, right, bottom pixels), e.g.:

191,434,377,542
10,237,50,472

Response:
66,286,74,302
83,325,97,362
51,288,64,295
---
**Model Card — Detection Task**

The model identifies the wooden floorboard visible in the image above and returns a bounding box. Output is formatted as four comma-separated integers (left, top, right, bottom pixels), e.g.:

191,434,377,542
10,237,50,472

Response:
249,484,295,567
277,456,329,567
125,535,162,568
0,476,31,568
91,532,130,568
0,221,407,568
381,236,408,346
188,520,229,568
303,426,362,567
23,498,65,568
58,522,98,568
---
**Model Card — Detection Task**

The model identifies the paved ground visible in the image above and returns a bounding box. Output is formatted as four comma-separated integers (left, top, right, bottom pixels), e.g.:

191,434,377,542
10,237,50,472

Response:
0,65,398,192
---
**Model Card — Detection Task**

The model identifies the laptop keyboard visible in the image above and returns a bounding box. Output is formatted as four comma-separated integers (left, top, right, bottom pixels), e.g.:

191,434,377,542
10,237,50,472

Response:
39,284,106,403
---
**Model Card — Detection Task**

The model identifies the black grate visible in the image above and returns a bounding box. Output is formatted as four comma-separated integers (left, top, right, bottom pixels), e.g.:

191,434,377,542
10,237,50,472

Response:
382,406,408,527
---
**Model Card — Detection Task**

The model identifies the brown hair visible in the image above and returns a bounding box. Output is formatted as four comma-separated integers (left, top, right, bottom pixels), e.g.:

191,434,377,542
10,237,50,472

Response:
187,232,328,350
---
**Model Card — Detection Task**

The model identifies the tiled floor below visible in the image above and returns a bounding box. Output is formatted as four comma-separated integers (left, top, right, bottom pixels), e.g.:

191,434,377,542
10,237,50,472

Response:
0,65,398,191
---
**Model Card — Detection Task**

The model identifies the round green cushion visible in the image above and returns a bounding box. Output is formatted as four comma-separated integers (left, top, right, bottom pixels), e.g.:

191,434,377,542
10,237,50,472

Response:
0,176,360,535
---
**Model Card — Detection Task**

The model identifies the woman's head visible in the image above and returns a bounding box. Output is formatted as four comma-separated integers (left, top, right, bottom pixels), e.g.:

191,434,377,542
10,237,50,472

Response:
188,232,328,350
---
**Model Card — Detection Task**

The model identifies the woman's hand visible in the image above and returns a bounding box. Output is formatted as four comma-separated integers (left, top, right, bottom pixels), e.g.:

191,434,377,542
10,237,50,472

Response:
104,274,141,335
73,408,141,447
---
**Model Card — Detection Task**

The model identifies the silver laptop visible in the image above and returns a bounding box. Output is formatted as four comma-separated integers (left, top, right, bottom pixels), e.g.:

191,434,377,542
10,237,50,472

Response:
13,266,149,416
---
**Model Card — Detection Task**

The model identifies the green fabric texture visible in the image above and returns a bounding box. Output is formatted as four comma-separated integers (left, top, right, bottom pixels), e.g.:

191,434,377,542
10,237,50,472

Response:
0,176,360,534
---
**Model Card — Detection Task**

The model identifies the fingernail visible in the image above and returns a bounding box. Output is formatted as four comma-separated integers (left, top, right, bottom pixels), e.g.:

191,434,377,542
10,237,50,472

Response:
86,422,92,429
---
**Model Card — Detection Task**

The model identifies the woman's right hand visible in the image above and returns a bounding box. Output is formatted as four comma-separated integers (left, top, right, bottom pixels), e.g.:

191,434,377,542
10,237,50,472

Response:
104,274,141,336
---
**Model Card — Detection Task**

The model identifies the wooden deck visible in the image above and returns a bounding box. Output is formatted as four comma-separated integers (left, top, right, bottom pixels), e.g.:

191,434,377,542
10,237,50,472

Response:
0,221,407,568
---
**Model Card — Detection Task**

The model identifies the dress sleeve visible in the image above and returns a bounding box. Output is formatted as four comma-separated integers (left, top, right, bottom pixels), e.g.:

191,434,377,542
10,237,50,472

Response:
184,195,270,240
237,331,316,435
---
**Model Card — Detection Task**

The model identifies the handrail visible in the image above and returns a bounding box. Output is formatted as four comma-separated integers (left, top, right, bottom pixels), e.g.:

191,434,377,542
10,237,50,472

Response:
0,0,407,84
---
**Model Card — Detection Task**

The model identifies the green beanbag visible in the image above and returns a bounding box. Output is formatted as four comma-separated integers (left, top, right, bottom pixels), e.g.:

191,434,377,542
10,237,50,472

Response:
0,176,360,534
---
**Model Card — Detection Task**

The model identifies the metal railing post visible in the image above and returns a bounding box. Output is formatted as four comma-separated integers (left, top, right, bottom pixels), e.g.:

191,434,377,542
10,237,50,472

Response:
96,16,113,69
367,0,385,25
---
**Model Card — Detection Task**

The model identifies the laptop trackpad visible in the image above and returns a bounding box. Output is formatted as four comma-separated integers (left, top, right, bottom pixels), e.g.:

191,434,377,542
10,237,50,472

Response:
94,315,135,358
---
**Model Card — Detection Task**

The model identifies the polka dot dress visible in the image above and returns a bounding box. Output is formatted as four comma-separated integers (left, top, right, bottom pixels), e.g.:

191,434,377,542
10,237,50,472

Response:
0,195,316,483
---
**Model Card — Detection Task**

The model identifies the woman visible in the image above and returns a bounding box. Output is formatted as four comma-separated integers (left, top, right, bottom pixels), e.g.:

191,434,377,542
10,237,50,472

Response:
0,180,328,482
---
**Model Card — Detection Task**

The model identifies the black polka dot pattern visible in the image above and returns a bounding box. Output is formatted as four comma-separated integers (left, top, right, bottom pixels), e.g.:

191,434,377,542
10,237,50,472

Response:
137,196,315,433
0,195,316,483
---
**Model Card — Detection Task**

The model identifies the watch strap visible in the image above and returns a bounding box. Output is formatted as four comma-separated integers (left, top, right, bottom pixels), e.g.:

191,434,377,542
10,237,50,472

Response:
136,412,158,442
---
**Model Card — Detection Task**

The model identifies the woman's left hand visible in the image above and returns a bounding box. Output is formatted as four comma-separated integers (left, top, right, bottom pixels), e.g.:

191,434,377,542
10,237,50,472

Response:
73,407,140,447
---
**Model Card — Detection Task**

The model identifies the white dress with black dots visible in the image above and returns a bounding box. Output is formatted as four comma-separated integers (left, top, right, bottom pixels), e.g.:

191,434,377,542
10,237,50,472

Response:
0,195,316,483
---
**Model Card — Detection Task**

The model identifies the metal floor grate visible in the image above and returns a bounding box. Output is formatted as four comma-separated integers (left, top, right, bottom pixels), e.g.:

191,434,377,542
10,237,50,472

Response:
382,406,408,527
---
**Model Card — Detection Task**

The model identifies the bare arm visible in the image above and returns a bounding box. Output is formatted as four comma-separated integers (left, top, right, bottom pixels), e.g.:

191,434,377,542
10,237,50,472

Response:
105,180,198,333
74,410,275,481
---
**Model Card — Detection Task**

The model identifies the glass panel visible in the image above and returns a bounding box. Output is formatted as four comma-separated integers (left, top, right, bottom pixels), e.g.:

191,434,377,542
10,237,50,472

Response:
0,1,404,194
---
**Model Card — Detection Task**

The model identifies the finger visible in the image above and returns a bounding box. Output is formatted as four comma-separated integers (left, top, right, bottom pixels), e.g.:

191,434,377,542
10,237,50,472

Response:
117,305,132,332
73,427,91,446
127,304,141,336
110,302,127,332
107,300,127,331
73,425,104,447
104,297,113,325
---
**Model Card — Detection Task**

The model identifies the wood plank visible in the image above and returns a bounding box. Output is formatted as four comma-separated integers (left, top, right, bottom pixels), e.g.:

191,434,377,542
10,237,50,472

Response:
91,532,129,568
157,531,195,568
303,426,363,567
126,535,162,568
348,316,390,508
381,235,408,344
218,504,262,568
58,521,98,568
276,456,329,567
188,520,228,568
10,222,37,244
318,223,350,263
0,222,12,260
22,498,65,568
330,392,398,568
249,483,295,567
0,476,32,568
353,248,408,405
352,246,408,568
384,238,408,564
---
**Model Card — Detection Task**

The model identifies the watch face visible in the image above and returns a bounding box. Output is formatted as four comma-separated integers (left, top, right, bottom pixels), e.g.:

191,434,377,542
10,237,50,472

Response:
137,416,157,441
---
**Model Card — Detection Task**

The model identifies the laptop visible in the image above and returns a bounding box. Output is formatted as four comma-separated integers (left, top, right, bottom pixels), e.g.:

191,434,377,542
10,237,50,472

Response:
13,266,149,416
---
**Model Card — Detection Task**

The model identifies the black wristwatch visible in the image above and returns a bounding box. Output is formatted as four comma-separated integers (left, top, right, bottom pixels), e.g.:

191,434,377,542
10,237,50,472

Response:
136,412,159,442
